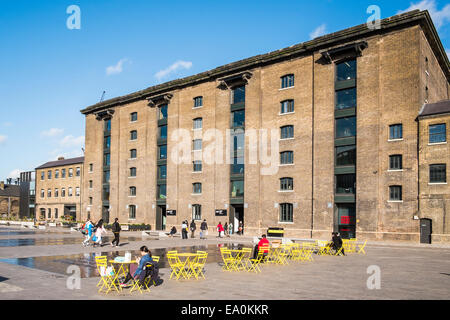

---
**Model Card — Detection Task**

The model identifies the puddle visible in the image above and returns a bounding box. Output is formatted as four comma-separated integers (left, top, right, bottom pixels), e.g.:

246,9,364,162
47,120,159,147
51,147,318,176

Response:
0,236,141,247
0,243,251,278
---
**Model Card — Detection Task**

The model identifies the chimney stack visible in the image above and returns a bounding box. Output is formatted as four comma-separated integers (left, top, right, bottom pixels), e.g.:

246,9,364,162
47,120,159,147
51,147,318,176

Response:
58,157,65,161
0,181,4,190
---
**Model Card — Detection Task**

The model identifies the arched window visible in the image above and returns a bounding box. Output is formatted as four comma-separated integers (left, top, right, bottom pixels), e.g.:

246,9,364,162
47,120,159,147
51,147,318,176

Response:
280,178,293,191
280,151,294,164
129,205,136,219
193,183,202,194
281,74,294,88
130,167,137,177
130,186,136,196
192,204,201,220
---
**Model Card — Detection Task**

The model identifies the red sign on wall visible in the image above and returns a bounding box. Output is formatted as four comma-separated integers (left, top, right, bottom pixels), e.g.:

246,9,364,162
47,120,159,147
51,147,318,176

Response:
340,216,351,225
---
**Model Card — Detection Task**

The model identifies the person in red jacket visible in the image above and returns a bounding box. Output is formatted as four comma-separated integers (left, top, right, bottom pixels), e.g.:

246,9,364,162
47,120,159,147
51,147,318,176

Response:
217,222,225,238
253,234,270,259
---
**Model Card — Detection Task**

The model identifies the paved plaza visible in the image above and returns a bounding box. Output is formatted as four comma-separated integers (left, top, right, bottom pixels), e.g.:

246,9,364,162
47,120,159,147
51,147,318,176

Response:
0,225,449,300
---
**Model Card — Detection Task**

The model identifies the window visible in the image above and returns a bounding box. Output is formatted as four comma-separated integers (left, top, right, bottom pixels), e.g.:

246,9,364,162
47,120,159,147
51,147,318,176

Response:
193,183,202,194
281,74,294,89
336,88,357,110
130,149,137,159
280,100,294,114
429,124,446,144
61,169,66,178
89,180,93,189
232,157,244,174
193,161,202,172
336,117,356,138
232,86,245,104
232,131,244,152
41,171,45,180
40,189,44,198
389,124,403,140
130,167,137,177
61,188,66,197
105,119,111,131
158,184,167,199
103,153,110,166
159,145,167,160
76,167,80,177
281,125,294,139
389,155,403,170
104,136,111,149
55,170,59,179
89,164,93,172
280,178,293,191
103,170,110,183
68,187,73,197
430,164,446,183
159,125,167,139
130,130,137,140
102,187,110,201
48,170,52,179
55,208,58,219
279,203,293,222
280,151,294,165
231,110,245,128
89,197,93,205
158,165,167,179
193,118,203,130
192,204,201,220
130,186,136,196
47,189,51,197
336,60,356,81
231,180,244,198
129,205,136,219
130,112,138,122
69,168,73,178
194,96,203,108
193,139,202,151
159,104,168,120
76,187,80,197
47,208,51,219
55,188,59,197
336,145,356,167
389,186,402,201
336,174,356,194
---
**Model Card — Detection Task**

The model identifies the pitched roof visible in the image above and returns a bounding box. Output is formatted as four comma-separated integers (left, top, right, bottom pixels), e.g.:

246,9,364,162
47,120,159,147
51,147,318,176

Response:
0,185,20,197
35,157,84,170
419,100,450,118
80,10,449,115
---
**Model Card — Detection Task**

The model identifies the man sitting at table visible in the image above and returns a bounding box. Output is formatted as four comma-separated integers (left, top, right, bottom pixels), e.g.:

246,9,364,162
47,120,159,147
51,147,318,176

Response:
120,246,154,287
252,234,270,260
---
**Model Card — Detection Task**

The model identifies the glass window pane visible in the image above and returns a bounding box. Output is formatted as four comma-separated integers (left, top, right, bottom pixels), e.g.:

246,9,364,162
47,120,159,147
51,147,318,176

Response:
193,161,202,172
336,88,356,110
336,117,356,138
159,145,167,159
158,165,167,179
159,105,168,120
336,60,356,81
389,124,402,140
232,110,245,127
430,164,446,183
232,86,245,104
158,184,167,199
193,118,202,129
105,119,111,131
336,174,355,194
231,180,244,198
281,126,294,139
429,124,446,143
232,157,244,174
336,145,356,166
104,136,111,148
281,100,294,114
159,126,167,139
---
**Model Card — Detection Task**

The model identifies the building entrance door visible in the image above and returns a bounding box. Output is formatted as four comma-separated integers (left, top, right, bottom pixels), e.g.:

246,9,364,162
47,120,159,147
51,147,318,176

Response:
156,205,166,231
420,218,432,244
336,203,356,239
230,205,244,234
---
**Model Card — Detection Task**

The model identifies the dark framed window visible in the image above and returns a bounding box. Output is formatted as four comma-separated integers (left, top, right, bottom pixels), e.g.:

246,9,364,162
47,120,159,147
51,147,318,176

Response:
104,136,111,148
231,180,244,198
105,119,111,131
158,184,166,199
69,168,73,178
55,170,59,179
61,188,65,197
130,149,137,159
130,130,137,140
280,100,294,114
336,174,356,194
280,151,294,165
130,186,136,196
68,187,73,197
47,189,51,197
335,145,356,167
55,188,59,197
336,88,357,110
232,157,244,174
89,164,93,172
429,124,446,144
158,165,167,179
193,118,203,130
55,208,58,219
130,167,137,177
389,186,402,201
103,170,110,183
40,189,44,198
159,145,167,160
159,125,167,139
280,177,294,191
232,131,244,152
76,187,80,197
193,161,202,172
336,60,356,81
193,183,202,194
389,124,402,140
281,125,294,139
192,204,202,220
89,180,93,188
231,110,245,128
281,74,294,89
89,197,93,205
232,86,245,104
194,96,203,108
336,117,356,138
102,187,109,201
159,104,168,120
430,164,446,183
104,153,110,166
47,208,51,219
130,112,138,122
129,205,136,219
193,139,202,151
48,170,52,179
389,155,403,170
279,203,293,222
61,169,66,178
41,171,45,180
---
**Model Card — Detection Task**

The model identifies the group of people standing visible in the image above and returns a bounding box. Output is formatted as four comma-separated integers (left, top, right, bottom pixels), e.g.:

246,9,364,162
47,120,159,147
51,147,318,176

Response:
171,219,244,239
81,217,121,247
216,220,244,238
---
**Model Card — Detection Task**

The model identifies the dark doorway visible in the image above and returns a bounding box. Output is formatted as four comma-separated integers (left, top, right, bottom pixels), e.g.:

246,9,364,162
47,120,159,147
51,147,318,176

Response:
230,204,244,234
64,205,78,222
102,206,110,224
420,218,432,244
156,205,166,231
336,203,356,239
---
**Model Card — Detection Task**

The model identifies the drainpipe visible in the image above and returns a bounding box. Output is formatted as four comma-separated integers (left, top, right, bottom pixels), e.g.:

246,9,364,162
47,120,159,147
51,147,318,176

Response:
311,54,315,239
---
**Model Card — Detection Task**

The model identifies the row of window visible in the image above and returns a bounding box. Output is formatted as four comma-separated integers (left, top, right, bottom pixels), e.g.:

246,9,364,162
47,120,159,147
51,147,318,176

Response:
40,208,59,219
388,123,447,143
40,167,80,180
40,187,80,198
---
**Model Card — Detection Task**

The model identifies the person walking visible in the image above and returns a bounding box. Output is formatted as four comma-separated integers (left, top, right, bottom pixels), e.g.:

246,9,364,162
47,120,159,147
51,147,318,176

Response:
217,222,224,238
190,220,197,238
93,219,106,247
332,232,345,256
200,219,208,239
238,221,244,235
224,222,228,237
181,220,188,239
111,218,121,247
82,218,93,247
228,222,233,236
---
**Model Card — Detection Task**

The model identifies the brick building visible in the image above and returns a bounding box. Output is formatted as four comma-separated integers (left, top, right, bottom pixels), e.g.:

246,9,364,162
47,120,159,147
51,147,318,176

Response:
80,10,450,242
35,157,84,221
0,181,20,218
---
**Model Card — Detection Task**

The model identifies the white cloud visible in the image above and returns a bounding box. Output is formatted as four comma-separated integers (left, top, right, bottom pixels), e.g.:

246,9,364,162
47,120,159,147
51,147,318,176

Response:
41,128,64,137
309,24,327,39
398,0,450,29
155,60,193,81
2,122,12,127
7,169,22,179
59,135,85,148
106,58,129,75
0,135,7,145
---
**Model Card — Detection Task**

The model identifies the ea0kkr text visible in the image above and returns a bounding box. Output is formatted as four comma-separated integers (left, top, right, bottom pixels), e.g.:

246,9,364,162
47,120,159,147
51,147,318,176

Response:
226,304,269,315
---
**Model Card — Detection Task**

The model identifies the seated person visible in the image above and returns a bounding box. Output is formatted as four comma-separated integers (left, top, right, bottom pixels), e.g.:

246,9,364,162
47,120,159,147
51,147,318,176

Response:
121,246,153,287
169,226,177,237
331,232,345,256
252,234,270,260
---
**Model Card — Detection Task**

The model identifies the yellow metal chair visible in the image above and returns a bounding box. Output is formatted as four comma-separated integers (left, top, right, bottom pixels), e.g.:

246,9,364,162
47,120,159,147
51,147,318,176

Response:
167,252,185,280
246,245,269,273
191,252,208,279
277,244,291,265
316,240,332,256
95,256,119,294
357,240,367,255
220,248,236,272
95,256,107,287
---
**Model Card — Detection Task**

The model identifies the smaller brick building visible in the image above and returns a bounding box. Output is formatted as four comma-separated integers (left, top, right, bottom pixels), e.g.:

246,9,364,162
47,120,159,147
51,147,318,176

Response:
0,181,20,218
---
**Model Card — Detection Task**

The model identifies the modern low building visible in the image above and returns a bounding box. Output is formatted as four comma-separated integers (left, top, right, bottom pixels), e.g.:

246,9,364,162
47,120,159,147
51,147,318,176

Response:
19,171,35,219
0,181,20,218
80,10,450,242
35,157,84,221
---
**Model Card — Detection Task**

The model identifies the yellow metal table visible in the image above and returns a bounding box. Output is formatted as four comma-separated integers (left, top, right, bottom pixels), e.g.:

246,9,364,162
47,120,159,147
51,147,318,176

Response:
173,253,200,280
109,260,136,290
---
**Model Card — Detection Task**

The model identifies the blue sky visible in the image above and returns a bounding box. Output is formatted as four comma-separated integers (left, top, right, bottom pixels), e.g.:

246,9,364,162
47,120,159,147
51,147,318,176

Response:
0,0,449,181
